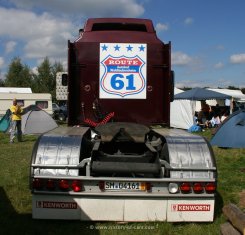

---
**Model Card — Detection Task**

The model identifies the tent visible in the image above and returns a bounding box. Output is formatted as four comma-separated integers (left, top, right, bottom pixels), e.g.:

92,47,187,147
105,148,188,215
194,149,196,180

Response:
170,88,194,129
22,105,58,134
0,109,11,132
210,110,245,148
172,87,232,130
208,88,245,102
174,87,231,101
208,88,245,108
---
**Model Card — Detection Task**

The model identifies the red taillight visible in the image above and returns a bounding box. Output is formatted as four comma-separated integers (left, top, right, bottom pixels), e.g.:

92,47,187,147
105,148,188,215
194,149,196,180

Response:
205,183,216,194
46,179,55,190
32,178,42,189
99,181,105,191
59,179,70,190
193,183,204,194
72,180,82,192
180,183,191,193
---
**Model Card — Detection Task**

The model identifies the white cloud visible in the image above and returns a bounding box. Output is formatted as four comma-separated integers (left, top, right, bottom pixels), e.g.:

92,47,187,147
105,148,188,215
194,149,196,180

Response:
0,7,75,61
0,57,4,68
5,41,17,54
155,23,169,32
230,53,245,64
184,17,194,25
214,62,224,69
172,51,192,66
0,8,74,40
0,1,145,65
8,0,144,17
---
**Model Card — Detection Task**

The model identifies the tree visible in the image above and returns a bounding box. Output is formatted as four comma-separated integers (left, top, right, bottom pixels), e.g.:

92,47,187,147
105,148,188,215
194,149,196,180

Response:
241,88,245,94
33,57,53,94
0,70,5,86
32,57,64,100
5,57,32,87
51,62,64,78
0,79,5,86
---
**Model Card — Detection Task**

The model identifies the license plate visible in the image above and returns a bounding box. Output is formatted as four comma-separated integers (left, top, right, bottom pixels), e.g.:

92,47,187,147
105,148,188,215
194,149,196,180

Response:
105,181,146,191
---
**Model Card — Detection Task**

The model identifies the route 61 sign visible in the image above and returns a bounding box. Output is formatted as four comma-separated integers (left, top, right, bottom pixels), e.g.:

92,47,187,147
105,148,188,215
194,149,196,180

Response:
100,43,147,99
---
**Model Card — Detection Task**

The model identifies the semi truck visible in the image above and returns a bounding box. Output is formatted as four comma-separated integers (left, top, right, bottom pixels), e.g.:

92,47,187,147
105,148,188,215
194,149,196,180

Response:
30,18,217,222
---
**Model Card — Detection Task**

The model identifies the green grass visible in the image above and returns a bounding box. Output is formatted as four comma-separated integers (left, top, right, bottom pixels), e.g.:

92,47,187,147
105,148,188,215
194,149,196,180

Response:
0,130,244,235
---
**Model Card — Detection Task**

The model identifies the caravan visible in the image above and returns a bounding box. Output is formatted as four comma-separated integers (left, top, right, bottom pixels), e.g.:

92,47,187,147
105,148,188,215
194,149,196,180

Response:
0,93,52,117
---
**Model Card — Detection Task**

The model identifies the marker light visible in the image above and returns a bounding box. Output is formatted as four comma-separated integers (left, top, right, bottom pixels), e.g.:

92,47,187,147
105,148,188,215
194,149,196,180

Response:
168,183,179,194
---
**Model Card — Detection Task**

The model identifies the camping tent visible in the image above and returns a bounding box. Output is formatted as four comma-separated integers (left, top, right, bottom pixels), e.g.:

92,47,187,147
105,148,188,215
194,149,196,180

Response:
174,87,231,101
22,105,58,134
0,109,11,132
210,110,245,148
170,88,194,129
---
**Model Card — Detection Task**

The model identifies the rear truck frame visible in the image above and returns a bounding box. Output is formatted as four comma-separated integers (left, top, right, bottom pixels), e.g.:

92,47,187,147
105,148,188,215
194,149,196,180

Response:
30,18,217,222
30,124,217,222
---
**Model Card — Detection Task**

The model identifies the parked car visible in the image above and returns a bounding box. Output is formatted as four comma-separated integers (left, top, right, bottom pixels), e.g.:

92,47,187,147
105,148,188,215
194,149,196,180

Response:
52,103,67,122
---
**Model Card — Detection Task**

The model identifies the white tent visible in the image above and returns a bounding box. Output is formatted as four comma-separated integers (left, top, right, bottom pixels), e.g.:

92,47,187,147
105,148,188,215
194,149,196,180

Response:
170,88,194,129
208,88,245,101
170,88,244,129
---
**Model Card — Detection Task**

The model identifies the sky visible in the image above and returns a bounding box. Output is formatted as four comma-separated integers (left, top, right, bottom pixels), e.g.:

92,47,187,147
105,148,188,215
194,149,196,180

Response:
0,0,245,88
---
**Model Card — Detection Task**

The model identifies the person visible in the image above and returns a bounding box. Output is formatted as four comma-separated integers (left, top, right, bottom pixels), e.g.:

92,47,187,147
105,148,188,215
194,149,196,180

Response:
221,111,229,122
197,109,206,125
9,98,23,143
210,114,221,128
201,101,210,120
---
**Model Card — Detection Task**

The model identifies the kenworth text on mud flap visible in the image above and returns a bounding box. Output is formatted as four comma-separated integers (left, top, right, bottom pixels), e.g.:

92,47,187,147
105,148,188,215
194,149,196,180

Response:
30,18,217,222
